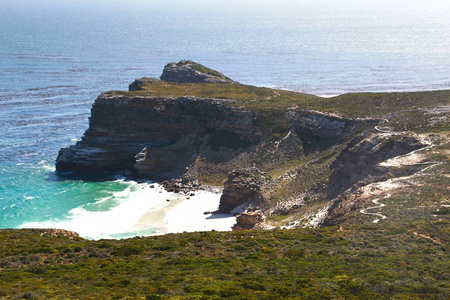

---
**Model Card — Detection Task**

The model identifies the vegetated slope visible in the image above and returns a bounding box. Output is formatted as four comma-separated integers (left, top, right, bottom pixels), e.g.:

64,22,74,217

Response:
0,228,448,299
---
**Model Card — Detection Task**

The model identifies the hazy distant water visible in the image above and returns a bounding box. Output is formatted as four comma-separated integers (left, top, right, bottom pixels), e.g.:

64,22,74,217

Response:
1,0,449,238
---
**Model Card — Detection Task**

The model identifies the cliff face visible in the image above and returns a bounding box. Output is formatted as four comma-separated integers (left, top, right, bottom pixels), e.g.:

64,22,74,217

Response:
327,132,426,199
56,93,366,181
56,95,259,178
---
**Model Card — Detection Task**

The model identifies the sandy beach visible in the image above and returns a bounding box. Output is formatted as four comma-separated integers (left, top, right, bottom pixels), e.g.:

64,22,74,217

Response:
133,189,236,235
132,186,236,235
164,191,237,234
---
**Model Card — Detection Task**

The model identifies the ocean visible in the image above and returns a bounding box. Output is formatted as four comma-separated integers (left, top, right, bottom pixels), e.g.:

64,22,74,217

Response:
1,0,449,239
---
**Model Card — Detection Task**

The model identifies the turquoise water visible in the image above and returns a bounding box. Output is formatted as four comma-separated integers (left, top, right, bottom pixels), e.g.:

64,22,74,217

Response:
1,0,449,239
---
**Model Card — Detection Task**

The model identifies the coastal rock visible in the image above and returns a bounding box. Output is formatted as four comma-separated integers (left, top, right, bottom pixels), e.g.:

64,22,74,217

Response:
56,61,371,182
218,168,272,213
56,95,260,178
160,60,235,84
232,211,265,231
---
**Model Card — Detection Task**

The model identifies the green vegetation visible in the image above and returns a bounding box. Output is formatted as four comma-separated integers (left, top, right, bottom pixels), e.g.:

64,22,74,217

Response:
0,227,448,299
104,81,320,109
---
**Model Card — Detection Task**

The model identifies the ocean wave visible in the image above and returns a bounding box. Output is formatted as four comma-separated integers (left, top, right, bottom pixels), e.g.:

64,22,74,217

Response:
20,182,172,240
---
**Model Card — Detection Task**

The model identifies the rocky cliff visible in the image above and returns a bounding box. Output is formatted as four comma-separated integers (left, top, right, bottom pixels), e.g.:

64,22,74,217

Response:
57,95,259,179
56,61,449,229
56,61,369,182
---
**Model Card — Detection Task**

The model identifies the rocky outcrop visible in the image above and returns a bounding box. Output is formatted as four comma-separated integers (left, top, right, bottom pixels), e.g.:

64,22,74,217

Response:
290,110,366,140
128,78,161,91
56,61,375,210
161,177,201,194
232,211,265,231
160,60,235,84
218,168,272,213
327,132,426,199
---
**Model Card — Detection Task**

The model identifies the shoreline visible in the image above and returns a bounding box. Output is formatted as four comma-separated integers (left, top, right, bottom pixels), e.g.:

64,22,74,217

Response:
18,180,236,240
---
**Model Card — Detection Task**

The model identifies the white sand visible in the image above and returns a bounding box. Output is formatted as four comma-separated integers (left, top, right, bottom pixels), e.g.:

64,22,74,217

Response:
164,190,236,233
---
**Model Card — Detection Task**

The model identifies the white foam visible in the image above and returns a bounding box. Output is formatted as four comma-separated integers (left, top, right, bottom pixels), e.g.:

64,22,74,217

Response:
20,182,236,240
21,182,172,239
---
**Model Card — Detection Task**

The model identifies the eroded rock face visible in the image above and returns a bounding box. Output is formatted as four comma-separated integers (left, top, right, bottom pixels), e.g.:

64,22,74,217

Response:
160,60,235,84
56,61,371,191
290,110,364,139
327,132,426,199
218,168,272,213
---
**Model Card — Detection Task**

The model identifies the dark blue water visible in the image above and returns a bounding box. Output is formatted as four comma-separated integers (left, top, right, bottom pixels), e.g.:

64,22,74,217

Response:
1,0,449,238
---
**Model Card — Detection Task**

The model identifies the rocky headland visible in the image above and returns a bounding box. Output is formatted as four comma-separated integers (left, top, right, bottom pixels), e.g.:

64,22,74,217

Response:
2,61,448,298
56,60,449,230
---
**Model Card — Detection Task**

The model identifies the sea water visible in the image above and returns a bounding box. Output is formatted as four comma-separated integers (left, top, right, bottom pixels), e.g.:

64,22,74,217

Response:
1,0,449,239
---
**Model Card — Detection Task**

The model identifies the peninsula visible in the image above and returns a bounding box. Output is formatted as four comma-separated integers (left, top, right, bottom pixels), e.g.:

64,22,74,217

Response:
1,61,448,298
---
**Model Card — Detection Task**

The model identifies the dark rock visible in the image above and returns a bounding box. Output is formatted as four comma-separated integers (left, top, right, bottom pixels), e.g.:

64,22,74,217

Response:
160,60,235,84
161,178,202,194
55,95,259,177
218,168,272,213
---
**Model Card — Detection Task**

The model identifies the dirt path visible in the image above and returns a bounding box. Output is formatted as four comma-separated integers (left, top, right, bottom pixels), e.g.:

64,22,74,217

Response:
358,131,446,223
360,193,390,223
413,232,443,244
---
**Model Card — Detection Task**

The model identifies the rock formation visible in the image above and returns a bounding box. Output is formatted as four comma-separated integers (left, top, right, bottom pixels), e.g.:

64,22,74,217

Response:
327,132,426,199
56,95,260,179
218,168,272,213
56,61,368,183
160,60,235,84
232,211,265,231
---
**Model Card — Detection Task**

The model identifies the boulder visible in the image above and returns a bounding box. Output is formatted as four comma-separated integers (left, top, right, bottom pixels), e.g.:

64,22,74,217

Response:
232,211,265,230
218,167,271,213
160,60,235,84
